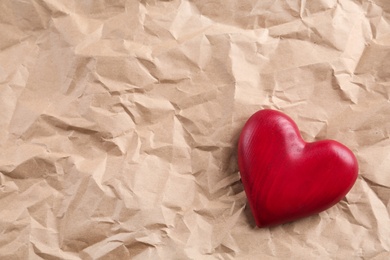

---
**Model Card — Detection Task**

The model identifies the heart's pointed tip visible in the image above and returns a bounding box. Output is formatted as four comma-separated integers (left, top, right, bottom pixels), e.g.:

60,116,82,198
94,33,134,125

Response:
255,221,272,228
254,219,284,228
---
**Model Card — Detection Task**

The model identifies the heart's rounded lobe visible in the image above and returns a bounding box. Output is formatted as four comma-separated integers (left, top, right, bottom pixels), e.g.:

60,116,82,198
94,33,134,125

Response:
238,109,358,227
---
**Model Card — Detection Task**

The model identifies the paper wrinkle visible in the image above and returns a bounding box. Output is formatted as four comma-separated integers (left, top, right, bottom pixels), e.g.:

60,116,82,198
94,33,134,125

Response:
1,0,390,259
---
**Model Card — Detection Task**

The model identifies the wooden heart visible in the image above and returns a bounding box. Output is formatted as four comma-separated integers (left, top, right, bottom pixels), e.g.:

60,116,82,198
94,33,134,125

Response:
238,109,358,227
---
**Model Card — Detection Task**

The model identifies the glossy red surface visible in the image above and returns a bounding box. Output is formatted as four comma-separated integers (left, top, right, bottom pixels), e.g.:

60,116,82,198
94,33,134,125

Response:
238,109,358,227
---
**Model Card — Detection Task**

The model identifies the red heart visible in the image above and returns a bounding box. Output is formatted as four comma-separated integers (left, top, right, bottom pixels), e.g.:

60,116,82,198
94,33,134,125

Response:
238,109,358,227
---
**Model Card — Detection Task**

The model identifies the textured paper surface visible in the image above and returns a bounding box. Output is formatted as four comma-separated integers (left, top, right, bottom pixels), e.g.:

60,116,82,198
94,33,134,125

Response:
1,0,389,259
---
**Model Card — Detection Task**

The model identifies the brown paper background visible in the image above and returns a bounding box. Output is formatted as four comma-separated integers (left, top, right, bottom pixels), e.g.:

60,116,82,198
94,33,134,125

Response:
1,0,389,259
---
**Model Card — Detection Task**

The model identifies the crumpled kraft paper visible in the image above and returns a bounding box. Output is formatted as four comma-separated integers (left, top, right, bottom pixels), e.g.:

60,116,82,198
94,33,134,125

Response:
0,0,389,259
